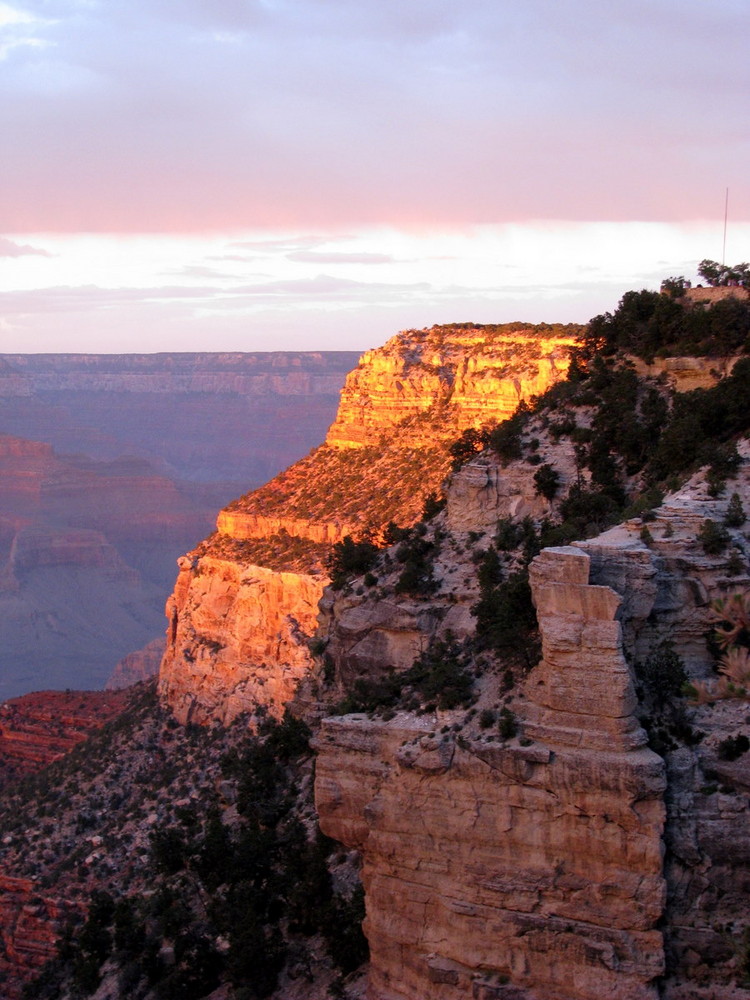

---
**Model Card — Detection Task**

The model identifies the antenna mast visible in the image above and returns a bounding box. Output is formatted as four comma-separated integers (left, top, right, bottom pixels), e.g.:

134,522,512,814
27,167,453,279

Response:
722,187,729,265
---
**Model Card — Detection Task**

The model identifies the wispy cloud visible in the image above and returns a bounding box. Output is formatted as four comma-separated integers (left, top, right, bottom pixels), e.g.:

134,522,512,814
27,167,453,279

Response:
286,250,395,265
0,236,53,258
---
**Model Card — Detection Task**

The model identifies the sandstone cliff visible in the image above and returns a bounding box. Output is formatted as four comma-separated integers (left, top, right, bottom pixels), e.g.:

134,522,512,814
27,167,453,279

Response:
160,556,324,725
313,429,750,1000
326,325,578,450
6,302,750,1000
159,324,578,725
315,546,666,1000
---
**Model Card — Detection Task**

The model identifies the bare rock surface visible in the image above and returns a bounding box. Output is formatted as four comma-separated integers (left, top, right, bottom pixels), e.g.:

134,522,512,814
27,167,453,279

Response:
159,325,577,724
0,689,131,786
159,556,325,725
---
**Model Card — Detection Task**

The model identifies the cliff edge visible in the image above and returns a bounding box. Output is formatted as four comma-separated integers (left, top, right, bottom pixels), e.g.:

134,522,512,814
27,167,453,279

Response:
159,323,578,725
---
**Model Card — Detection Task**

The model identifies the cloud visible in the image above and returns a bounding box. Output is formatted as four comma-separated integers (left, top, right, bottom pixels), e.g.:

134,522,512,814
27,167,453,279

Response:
0,0,747,231
286,250,395,265
166,264,243,280
0,236,53,257
228,273,431,302
0,283,221,314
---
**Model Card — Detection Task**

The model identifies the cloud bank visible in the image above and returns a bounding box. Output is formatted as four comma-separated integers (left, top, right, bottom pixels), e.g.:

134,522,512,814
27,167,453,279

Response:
1,0,748,232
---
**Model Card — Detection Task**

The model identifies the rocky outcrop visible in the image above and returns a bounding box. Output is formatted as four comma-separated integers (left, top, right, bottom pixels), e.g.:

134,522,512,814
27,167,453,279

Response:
313,428,750,1000
106,637,166,690
9,526,134,578
326,325,578,450
160,325,579,723
215,511,357,545
159,556,324,725
0,874,82,999
629,354,742,392
315,544,666,1000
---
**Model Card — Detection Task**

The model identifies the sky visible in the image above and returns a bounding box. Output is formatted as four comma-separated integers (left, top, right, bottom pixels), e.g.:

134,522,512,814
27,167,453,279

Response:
1,0,749,354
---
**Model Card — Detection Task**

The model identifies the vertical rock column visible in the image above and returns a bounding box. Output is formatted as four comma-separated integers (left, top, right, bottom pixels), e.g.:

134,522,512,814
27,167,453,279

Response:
315,545,667,1000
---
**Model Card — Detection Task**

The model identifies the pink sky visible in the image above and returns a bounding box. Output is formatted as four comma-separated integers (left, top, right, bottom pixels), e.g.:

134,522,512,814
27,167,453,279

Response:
1,0,749,351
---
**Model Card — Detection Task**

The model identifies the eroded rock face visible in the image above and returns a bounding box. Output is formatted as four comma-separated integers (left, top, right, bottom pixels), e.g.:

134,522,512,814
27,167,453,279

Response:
106,636,166,690
215,510,356,545
0,689,132,786
0,875,82,1000
158,556,324,725
444,436,579,535
315,545,667,1000
160,325,578,724
326,326,578,450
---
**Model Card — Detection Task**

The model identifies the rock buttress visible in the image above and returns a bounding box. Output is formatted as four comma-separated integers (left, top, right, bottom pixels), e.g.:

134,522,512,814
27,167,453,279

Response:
158,555,324,725
315,545,666,1000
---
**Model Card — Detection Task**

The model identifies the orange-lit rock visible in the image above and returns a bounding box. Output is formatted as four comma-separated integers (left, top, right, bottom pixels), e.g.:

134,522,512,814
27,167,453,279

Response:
160,324,580,724
215,511,357,545
159,556,324,725
325,326,578,450
0,874,82,999
0,689,132,785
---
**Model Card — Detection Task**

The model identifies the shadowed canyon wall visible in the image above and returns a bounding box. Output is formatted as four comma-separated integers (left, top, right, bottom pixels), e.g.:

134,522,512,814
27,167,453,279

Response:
0,352,355,697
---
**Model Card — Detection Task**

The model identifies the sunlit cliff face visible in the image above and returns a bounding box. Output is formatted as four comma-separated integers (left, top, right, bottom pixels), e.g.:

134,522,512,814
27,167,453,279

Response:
326,326,579,449
158,323,580,726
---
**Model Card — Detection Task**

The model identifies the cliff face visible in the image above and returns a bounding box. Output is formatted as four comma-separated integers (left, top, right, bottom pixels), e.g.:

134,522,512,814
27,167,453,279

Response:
0,690,131,787
326,325,577,449
159,324,578,725
0,875,82,1000
159,556,323,725
315,545,666,1000
314,432,750,1000
0,522,165,700
0,351,357,486
0,352,355,697
0,433,215,697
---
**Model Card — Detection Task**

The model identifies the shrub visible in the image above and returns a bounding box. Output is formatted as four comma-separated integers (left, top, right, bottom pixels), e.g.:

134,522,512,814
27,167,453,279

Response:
725,492,747,528
636,642,687,711
558,484,619,538
448,427,485,470
421,492,446,520
394,535,437,596
479,709,496,729
533,463,560,500
487,409,528,464
498,707,517,739
699,519,730,555
328,536,380,590
717,734,750,761
473,570,539,666
405,637,474,710
322,885,368,974
495,518,522,551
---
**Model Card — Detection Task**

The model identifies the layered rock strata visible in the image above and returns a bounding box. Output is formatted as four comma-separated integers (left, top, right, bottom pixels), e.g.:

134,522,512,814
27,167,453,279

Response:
160,325,578,724
106,636,166,690
0,689,132,785
315,545,666,1000
315,437,750,999
159,556,324,725
0,875,82,1000
326,325,579,450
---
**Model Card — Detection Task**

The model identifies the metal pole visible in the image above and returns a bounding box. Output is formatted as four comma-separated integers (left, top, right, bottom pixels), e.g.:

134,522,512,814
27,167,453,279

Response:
722,187,729,265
